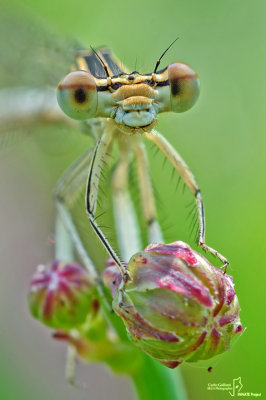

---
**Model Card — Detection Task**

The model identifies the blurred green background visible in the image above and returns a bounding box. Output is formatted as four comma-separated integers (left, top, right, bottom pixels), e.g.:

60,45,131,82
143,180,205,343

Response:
0,0,265,399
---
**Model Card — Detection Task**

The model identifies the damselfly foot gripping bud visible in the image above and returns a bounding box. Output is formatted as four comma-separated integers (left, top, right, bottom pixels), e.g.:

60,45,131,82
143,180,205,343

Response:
108,241,242,368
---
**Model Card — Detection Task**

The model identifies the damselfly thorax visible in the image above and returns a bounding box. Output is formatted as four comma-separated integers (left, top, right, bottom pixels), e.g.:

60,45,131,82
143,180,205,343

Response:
56,47,228,280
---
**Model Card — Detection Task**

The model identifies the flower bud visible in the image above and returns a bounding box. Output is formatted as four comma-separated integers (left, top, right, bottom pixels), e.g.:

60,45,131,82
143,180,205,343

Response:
112,241,242,368
29,260,95,329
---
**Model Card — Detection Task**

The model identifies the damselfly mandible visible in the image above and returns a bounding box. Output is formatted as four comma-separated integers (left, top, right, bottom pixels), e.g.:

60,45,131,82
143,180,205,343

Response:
54,45,229,280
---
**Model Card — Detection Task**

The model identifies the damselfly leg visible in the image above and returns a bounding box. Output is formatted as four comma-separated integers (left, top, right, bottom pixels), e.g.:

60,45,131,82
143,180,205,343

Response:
133,139,163,244
145,129,229,269
85,126,129,280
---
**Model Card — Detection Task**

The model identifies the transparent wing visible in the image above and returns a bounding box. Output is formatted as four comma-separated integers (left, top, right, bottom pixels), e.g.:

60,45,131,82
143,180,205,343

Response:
0,5,82,147
0,6,80,88
0,6,113,269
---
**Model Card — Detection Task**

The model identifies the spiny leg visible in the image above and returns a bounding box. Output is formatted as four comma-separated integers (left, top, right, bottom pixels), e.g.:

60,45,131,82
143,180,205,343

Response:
145,129,229,269
111,139,142,261
86,131,129,280
56,148,132,374
133,139,163,244
57,178,132,379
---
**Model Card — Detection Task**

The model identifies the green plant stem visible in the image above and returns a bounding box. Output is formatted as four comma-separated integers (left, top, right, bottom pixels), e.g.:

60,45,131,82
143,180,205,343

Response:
132,356,188,400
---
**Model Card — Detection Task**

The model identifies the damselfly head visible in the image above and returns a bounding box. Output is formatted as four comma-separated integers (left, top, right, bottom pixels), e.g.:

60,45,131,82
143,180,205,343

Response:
57,49,200,133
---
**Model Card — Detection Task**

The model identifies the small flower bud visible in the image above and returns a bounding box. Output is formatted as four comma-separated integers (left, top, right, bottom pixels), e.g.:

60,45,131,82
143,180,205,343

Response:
29,260,95,329
112,241,242,368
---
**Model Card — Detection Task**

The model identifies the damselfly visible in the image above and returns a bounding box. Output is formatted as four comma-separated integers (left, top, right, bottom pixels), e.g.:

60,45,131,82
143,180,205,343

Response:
55,44,229,279
0,12,228,285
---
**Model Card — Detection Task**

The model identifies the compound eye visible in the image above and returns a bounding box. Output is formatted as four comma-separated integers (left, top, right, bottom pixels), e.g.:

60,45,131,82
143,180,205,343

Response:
168,63,200,113
57,70,97,120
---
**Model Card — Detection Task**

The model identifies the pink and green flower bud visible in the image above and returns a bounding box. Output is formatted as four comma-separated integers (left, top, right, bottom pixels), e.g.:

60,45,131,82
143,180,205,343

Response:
112,241,242,368
29,260,95,329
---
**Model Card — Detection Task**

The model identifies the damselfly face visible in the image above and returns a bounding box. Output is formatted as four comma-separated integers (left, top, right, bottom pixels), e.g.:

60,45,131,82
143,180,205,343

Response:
57,48,200,134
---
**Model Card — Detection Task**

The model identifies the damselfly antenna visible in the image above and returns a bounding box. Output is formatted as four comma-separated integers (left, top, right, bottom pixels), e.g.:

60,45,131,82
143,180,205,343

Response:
90,46,110,78
153,37,179,73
